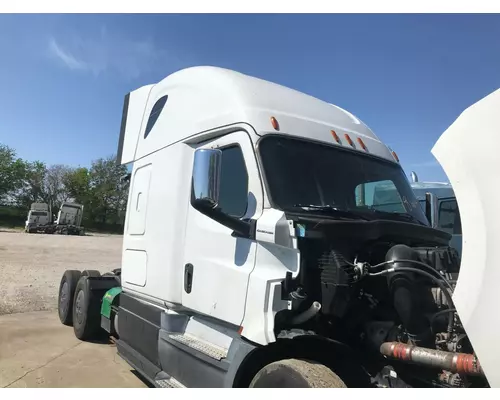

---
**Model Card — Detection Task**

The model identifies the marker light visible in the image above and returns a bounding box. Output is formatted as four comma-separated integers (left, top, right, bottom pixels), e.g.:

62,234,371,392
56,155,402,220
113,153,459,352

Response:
392,151,400,162
357,137,368,152
344,134,355,148
331,130,341,144
271,117,279,131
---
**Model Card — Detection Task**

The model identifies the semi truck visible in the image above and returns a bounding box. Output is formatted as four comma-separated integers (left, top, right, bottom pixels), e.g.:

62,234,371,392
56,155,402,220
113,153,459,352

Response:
26,201,85,235
409,172,462,257
57,66,494,388
369,173,462,256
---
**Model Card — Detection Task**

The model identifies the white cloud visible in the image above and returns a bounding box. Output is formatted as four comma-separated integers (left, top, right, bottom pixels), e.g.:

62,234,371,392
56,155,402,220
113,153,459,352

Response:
49,38,88,71
48,27,173,79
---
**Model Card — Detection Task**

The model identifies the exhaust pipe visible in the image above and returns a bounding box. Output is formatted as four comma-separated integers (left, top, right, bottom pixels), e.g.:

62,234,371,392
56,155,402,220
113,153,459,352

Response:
380,342,484,376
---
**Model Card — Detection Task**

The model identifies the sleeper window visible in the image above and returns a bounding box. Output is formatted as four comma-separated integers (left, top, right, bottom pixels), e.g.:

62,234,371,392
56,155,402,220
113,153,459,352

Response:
144,95,168,138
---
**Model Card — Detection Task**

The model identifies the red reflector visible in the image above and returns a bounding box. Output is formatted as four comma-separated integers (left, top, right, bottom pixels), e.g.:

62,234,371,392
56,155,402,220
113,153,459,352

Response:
344,134,355,148
331,130,341,144
270,117,279,131
357,137,368,151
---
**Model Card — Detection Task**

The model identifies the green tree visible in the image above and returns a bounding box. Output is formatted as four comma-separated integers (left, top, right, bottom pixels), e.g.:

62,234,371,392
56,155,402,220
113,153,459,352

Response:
0,144,26,203
15,161,48,209
87,155,129,224
63,167,90,203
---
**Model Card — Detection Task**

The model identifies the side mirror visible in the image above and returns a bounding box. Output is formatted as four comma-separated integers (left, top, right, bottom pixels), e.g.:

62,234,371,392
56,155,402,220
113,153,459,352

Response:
192,148,222,209
425,192,439,229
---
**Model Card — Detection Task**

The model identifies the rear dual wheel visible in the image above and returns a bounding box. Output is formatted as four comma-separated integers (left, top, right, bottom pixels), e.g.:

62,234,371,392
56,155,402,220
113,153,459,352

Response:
72,276,102,340
58,270,82,325
58,269,103,340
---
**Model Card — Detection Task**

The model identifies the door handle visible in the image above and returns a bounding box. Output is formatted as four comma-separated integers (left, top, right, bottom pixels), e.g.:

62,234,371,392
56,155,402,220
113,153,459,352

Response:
184,264,194,294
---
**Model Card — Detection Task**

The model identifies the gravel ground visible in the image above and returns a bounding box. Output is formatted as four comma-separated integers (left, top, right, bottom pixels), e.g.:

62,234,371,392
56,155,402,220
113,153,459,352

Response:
0,229,123,315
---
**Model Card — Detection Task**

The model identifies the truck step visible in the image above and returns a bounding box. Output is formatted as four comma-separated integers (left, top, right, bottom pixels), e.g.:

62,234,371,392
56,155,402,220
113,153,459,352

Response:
155,377,185,388
168,333,228,360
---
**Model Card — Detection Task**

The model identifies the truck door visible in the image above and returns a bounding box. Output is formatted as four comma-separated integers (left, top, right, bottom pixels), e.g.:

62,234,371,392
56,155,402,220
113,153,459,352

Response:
182,130,262,327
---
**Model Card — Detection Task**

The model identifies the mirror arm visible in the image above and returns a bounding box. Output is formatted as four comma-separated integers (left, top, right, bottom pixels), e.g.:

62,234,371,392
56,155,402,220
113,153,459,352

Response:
425,192,439,229
193,200,255,239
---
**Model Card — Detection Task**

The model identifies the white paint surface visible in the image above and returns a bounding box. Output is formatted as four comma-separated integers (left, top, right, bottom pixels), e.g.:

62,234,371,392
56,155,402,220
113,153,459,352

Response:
432,88,500,387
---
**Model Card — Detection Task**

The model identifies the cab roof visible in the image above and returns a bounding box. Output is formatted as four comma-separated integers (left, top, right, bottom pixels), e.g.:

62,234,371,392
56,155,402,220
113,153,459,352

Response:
119,66,398,164
410,181,455,200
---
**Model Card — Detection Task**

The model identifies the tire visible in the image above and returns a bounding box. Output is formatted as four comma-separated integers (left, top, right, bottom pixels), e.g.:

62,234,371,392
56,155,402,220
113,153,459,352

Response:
249,359,347,388
72,276,102,340
58,270,82,326
81,270,101,278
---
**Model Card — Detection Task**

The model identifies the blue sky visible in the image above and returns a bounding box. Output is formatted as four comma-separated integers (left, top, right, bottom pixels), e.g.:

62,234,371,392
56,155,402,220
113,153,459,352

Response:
1,14,499,182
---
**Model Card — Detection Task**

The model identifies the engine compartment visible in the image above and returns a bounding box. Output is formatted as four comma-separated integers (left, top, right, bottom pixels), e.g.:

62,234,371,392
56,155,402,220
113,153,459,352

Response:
278,217,487,388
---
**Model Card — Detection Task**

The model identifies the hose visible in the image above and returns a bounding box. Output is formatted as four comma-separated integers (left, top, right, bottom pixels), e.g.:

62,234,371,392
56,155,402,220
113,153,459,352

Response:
290,301,322,325
430,308,457,333
369,266,455,334
370,259,454,291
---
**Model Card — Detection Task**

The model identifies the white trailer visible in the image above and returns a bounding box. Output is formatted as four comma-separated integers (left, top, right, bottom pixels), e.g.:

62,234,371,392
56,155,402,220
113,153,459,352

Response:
57,67,492,387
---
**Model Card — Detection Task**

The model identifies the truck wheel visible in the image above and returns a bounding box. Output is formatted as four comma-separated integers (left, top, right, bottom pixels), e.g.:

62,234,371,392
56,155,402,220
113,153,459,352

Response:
81,270,101,278
72,277,102,340
58,270,82,326
249,359,347,388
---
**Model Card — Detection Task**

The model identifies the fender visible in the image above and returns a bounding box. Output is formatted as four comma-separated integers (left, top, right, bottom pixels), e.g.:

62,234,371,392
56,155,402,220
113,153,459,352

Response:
432,88,500,387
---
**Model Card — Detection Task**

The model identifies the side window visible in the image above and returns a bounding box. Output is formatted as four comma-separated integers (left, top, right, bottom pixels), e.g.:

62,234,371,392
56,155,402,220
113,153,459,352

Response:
144,95,168,138
438,199,462,235
217,146,248,217
355,180,406,213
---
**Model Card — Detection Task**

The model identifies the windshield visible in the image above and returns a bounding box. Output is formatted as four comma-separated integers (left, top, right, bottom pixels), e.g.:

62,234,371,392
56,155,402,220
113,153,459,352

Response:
258,136,429,226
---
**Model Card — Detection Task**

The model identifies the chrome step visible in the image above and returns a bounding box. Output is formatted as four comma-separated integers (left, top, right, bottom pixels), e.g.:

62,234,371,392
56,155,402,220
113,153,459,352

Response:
168,332,228,360
155,377,185,388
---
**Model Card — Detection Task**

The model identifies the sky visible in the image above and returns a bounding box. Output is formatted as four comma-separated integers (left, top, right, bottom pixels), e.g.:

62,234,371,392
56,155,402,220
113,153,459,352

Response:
0,13,499,182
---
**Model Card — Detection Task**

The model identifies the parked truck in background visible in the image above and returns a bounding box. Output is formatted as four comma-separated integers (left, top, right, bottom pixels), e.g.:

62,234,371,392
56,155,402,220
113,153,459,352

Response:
368,172,462,257
25,202,52,231
409,172,462,257
26,201,85,235
57,67,493,388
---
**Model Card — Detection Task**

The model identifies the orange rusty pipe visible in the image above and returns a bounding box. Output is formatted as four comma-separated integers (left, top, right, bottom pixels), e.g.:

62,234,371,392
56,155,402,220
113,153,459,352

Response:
380,342,484,376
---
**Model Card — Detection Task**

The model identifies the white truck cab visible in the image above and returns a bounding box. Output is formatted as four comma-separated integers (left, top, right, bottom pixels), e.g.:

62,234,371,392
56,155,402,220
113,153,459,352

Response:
25,203,51,232
58,67,488,388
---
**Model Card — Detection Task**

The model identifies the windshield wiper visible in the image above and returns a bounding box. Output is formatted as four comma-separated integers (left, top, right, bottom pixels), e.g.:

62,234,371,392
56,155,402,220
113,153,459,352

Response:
389,212,427,226
291,204,372,221
363,209,427,226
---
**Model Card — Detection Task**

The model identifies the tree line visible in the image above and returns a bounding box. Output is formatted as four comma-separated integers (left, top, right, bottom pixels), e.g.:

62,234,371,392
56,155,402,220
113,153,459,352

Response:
0,143,129,232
